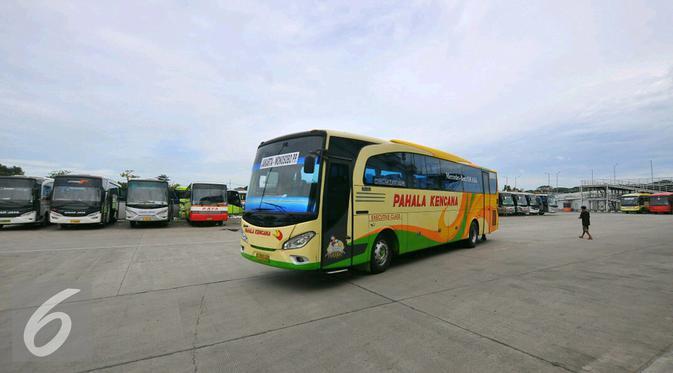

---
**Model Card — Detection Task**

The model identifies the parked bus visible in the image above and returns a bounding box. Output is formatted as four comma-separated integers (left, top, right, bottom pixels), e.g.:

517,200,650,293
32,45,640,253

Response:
238,190,247,208
511,192,530,215
498,192,515,215
0,176,53,228
125,178,173,227
50,175,120,227
174,185,190,219
537,194,553,214
240,130,499,274
227,190,244,215
546,194,557,213
648,192,673,214
185,182,228,225
620,193,651,213
527,194,541,215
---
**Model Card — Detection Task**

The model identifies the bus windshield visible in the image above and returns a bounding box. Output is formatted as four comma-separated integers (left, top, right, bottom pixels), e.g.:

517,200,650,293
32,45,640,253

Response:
515,195,528,205
621,197,639,206
528,196,539,206
53,177,101,202
192,184,226,205
245,135,323,215
0,178,34,202
128,181,168,205
650,196,670,206
501,195,514,206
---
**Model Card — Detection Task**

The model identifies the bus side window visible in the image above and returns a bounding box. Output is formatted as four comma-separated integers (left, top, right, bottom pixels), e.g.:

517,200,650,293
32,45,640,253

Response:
364,153,407,188
364,167,376,184
462,165,484,193
441,160,463,192
489,172,497,193
425,157,442,190
402,153,427,189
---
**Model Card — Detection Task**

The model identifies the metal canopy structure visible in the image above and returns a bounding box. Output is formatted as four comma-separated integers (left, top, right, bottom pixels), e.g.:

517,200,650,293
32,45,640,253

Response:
577,177,673,212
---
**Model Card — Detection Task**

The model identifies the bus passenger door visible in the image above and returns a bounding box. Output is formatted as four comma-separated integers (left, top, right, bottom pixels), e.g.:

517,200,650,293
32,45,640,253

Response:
321,159,353,269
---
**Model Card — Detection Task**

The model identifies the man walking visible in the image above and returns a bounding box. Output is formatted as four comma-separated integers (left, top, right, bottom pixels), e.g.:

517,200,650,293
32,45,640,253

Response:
578,206,593,240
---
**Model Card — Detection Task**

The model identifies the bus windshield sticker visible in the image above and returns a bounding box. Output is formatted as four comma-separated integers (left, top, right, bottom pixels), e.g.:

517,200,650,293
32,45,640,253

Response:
260,152,300,169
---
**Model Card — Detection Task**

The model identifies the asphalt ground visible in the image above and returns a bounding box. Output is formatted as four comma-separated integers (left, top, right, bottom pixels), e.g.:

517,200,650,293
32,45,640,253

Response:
1,213,672,372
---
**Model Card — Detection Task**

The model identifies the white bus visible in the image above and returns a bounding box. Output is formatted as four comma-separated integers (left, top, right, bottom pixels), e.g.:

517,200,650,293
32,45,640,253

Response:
0,176,53,228
125,178,173,227
50,175,120,227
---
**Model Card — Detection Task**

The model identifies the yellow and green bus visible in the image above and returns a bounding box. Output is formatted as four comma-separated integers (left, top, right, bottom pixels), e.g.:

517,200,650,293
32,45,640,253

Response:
620,193,651,213
240,130,499,273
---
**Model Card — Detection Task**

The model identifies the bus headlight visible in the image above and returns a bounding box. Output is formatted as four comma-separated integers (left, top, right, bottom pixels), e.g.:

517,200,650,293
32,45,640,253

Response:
282,231,315,250
241,230,248,242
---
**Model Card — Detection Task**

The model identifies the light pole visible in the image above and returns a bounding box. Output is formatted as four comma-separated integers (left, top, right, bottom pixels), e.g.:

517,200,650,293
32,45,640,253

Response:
514,176,518,190
545,172,551,192
613,163,618,183
555,171,560,193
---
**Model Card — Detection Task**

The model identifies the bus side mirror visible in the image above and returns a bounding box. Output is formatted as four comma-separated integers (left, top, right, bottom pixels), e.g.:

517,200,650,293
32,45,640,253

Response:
303,156,315,174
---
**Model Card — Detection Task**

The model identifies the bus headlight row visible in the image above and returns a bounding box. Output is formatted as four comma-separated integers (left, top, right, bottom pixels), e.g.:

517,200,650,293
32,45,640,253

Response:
20,211,36,218
241,230,248,242
283,231,315,250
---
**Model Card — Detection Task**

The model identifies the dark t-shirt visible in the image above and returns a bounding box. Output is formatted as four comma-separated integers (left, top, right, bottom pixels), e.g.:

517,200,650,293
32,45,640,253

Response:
580,210,590,226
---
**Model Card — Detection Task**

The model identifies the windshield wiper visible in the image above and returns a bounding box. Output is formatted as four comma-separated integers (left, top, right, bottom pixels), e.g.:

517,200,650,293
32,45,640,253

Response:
261,201,289,215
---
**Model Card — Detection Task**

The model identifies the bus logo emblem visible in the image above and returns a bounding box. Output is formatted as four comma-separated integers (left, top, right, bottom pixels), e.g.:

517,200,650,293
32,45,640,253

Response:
326,236,345,258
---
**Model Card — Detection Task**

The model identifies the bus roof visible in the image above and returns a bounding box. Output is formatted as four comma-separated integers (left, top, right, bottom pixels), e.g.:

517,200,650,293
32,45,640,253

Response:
621,193,652,197
54,174,121,187
265,129,494,173
650,192,673,197
0,175,50,182
129,178,168,183
191,182,227,187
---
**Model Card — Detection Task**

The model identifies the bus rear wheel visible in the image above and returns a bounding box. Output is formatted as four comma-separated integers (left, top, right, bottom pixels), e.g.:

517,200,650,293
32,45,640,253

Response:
465,221,479,248
370,234,392,274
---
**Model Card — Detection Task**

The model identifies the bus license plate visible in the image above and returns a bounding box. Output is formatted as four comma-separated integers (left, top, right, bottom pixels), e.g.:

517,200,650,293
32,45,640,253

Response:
70,220,80,224
255,252,270,262
143,217,152,221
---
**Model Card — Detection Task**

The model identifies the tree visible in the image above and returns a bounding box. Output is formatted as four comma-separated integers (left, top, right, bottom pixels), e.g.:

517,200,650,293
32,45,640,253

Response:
0,163,24,176
157,174,170,182
48,170,71,177
120,169,138,182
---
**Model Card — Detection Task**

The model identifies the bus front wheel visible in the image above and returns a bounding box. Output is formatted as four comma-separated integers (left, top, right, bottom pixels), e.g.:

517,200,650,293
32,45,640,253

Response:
466,221,479,248
370,234,393,274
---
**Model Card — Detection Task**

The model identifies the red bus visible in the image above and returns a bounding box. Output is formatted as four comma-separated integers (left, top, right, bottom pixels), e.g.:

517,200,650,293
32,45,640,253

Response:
186,183,228,225
649,192,673,214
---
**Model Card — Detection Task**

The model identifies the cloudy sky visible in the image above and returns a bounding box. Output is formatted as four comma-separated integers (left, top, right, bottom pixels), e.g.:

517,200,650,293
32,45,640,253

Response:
1,0,672,189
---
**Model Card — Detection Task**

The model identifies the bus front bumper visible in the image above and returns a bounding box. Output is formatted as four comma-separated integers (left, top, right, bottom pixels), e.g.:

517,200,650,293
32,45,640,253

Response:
620,207,642,213
0,211,37,225
189,212,228,222
50,211,101,224
126,207,169,222
240,236,320,271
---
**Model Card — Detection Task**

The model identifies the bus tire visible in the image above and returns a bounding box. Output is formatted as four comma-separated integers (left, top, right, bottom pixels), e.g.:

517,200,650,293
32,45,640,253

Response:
130,221,137,228
370,233,393,274
466,221,479,248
